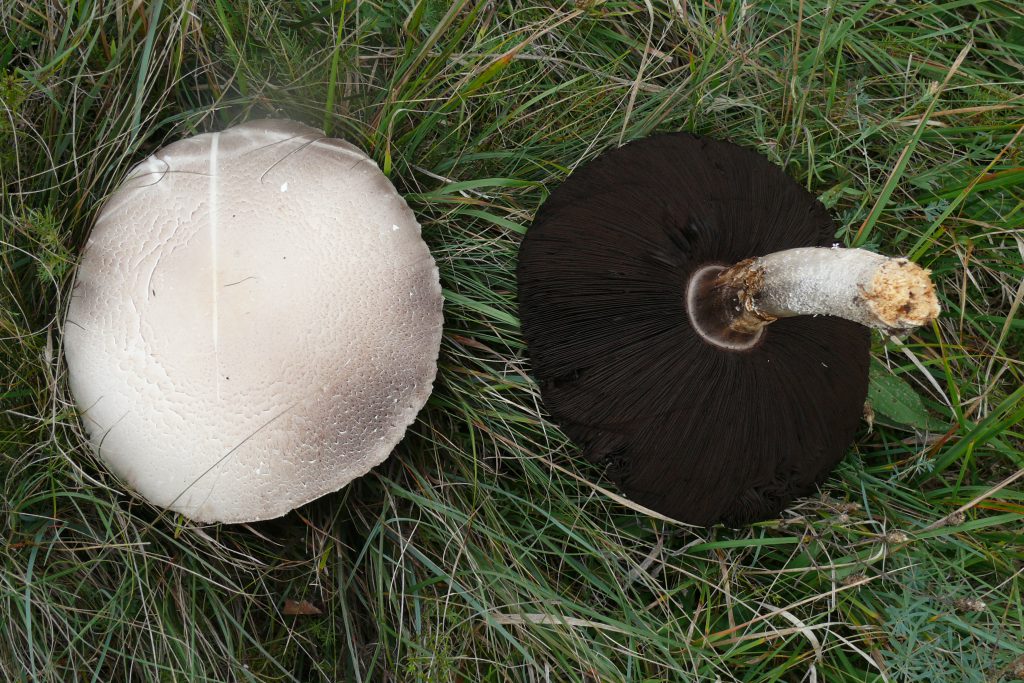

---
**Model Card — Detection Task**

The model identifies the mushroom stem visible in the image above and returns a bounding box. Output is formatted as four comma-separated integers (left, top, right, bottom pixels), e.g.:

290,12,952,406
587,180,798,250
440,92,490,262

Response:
717,247,940,333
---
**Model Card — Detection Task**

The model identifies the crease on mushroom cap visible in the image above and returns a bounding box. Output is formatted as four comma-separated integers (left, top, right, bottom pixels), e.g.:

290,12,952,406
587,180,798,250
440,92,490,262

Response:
63,119,444,523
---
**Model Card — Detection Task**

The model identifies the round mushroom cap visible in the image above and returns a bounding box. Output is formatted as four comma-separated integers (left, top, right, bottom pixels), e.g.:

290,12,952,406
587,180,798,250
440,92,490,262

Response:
516,133,869,526
64,119,443,523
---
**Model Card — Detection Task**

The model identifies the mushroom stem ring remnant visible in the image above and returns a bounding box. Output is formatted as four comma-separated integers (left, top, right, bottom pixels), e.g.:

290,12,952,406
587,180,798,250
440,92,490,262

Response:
688,247,941,351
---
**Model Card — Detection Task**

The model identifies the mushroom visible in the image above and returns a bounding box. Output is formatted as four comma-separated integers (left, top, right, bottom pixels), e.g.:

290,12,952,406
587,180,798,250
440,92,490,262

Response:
63,119,443,523
516,133,939,526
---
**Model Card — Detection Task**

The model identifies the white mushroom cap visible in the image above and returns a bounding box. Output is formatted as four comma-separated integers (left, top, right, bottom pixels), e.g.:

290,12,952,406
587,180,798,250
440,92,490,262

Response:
63,119,444,523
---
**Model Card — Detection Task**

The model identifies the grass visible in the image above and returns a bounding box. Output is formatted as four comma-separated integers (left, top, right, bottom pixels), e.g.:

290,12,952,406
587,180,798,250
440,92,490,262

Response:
2,0,1023,680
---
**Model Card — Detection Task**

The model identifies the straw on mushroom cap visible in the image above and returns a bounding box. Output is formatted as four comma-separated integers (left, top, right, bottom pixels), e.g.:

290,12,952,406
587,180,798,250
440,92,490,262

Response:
517,133,939,526
64,120,444,524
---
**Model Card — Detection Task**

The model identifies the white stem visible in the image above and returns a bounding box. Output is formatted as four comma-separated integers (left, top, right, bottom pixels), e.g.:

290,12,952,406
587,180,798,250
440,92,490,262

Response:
721,247,940,331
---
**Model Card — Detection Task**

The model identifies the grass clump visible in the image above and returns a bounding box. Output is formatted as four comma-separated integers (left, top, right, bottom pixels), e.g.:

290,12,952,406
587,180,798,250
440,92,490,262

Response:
2,1,1023,681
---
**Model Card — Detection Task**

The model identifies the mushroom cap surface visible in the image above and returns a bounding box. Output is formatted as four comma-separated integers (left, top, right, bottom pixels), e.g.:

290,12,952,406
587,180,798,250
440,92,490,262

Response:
64,119,443,523
517,133,869,525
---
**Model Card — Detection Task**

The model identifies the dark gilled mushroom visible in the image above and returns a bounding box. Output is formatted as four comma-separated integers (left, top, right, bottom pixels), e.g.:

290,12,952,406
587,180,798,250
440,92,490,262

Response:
516,133,939,526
